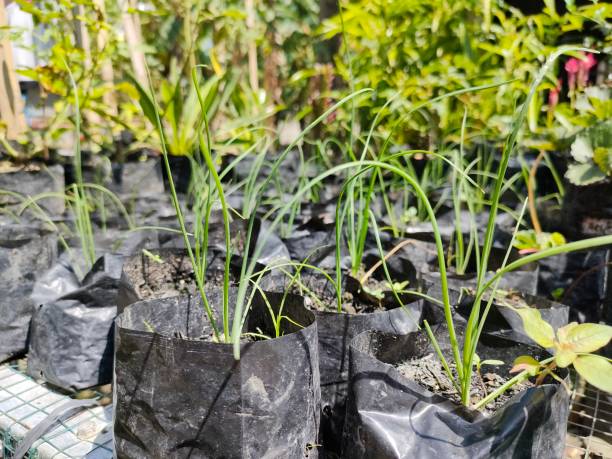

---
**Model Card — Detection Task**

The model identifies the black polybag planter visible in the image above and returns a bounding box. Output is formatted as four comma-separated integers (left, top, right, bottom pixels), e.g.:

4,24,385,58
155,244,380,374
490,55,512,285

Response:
343,330,570,459
0,164,65,216
260,271,424,456
316,303,423,456
537,249,611,323
562,179,612,238
27,254,124,390
0,224,57,362
113,289,320,458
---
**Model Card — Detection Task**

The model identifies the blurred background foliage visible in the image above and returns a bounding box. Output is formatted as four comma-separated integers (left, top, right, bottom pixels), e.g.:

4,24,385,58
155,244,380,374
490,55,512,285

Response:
1,0,610,163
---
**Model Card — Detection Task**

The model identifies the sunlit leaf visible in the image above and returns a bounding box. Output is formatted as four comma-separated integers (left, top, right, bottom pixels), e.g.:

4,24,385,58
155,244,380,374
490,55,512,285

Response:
570,136,593,163
562,323,612,354
573,355,612,393
555,348,577,368
565,163,607,186
509,307,555,348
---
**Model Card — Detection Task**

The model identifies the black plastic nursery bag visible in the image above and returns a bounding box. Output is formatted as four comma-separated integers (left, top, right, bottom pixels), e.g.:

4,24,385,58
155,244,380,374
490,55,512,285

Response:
27,254,124,390
343,330,570,459
113,289,320,458
0,224,57,362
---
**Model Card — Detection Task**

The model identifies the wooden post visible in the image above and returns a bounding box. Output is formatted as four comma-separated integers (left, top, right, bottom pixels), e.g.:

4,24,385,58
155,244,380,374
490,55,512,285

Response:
93,0,117,117
0,0,27,139
119,0,147,86
73,3,105,129
245,0,258,93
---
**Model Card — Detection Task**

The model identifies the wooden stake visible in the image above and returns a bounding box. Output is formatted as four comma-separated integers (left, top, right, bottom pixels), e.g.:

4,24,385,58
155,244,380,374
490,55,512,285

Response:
245,0,258,93
93,0,117,118
0,0,27,139
119,0,147,86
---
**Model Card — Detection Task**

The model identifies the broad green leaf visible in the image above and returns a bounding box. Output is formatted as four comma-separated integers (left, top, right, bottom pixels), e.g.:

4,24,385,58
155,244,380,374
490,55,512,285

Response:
593,147,612,175
563,323,612,354
565,163,607,186
573,355,612,393
126,73,158,127
556,322,579,342
510,307,555,348
481,359,504,366
555,348,577,368
511,355,540,376
570,136,593,163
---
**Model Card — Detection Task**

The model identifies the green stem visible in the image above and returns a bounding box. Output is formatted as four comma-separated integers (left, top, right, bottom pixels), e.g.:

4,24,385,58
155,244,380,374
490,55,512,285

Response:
473,357,554,410
193,68,232,341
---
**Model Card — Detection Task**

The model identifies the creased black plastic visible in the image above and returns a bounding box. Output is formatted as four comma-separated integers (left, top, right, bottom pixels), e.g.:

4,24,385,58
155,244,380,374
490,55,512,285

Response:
0,224,57,362
113,289,320,458
399,238,539,294
260,271,423,456
27,254,124,390
343,329,570,459
0,164,65,216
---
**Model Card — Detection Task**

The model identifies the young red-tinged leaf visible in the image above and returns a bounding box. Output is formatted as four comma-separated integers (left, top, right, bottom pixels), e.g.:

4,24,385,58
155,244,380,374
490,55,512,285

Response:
573,354,612,393
511,355,540,376
562,323,612,354
509,307,555,348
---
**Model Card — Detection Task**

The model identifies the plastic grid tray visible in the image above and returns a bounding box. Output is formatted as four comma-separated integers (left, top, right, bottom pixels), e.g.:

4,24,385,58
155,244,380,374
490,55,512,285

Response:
565,378,612,459
0,364,112,459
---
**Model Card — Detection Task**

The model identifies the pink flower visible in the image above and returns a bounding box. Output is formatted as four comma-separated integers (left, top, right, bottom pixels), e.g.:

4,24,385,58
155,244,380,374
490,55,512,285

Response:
578,53,597,88
565,58,580,74
548,78,561,110
566,52,597,92
583,53,597,70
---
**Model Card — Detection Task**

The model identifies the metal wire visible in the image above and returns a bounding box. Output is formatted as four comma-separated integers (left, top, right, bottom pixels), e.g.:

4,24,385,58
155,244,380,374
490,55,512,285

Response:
0,363,112,459
565,377,612,459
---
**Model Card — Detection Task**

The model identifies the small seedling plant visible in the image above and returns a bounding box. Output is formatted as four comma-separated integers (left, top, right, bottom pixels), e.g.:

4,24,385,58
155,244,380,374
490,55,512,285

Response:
335,47,612,409
424,48,612,407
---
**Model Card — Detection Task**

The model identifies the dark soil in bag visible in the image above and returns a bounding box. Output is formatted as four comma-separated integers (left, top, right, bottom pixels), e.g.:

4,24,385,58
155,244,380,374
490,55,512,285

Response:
562,179,612,238
0,224,57,362
260,270,423,456
117,248,257,314
27,254,124,391
343,328,570,459
113,288,320,459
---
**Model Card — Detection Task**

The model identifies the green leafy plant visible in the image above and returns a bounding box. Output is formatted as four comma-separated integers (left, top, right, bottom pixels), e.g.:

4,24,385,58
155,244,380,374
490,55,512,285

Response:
322,0,611,150
333,47,612,410
565,121,612,186
513,230,566,254
505,309,612,394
